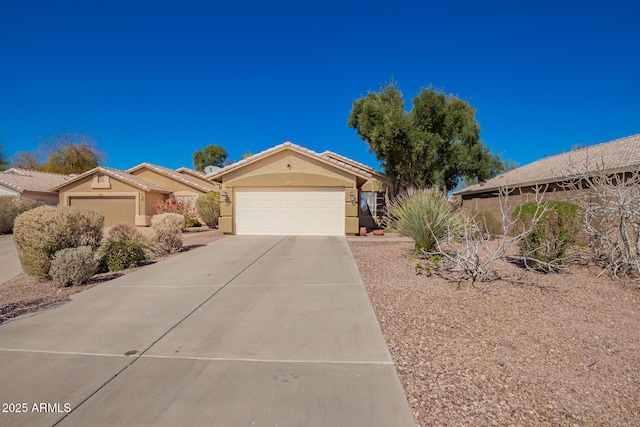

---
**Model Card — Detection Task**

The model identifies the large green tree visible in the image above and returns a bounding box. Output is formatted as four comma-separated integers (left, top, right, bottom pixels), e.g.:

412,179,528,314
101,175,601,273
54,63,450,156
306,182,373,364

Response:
348,82,503,191
193,144,228,172
13,131,104,174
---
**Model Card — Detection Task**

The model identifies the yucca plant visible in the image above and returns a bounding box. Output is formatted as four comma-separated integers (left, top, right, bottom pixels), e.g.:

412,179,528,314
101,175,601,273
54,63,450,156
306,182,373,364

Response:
386,187,463,252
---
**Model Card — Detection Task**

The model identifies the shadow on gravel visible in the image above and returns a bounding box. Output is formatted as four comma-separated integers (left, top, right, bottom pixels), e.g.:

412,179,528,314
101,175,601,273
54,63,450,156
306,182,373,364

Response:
0,298,71,323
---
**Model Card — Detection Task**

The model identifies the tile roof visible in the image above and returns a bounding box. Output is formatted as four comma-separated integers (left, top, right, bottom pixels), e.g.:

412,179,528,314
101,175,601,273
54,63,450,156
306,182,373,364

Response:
175,167,208,178
127,163,218,192
0,168,74,194
320,150,385,178
205,142,373,180
49,166,172,193
455,134,640,195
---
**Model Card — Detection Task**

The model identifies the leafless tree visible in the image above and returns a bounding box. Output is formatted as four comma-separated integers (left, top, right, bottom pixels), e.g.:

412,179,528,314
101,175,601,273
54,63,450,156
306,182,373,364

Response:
422,185,552,284
567,162,640,279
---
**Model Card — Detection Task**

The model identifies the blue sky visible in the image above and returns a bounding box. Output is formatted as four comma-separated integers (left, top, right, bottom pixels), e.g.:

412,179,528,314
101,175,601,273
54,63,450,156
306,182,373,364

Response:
1,0,638,174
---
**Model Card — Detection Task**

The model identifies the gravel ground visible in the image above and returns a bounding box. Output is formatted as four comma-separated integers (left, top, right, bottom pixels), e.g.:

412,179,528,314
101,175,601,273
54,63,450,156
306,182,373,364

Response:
0,229,224,323
349,240,640,426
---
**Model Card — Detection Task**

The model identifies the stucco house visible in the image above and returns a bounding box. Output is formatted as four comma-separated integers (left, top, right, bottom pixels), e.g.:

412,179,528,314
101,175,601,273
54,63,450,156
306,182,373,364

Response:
206,142,386,236
51,166,171,226
454,134,640,218
126,163,218,204
0,168,73,205
51,163,218,226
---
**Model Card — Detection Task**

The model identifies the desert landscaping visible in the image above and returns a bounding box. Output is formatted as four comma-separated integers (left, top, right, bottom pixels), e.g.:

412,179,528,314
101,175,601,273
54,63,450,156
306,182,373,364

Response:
350,239,639,426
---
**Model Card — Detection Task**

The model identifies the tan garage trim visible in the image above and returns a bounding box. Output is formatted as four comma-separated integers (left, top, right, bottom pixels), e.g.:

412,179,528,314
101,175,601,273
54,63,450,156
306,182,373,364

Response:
68,195,137,226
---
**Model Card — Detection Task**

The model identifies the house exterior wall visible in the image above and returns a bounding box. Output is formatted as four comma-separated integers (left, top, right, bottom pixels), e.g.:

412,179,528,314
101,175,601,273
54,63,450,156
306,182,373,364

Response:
460,182,584,219
21,191,59,206
129,169,204,198
57,172,154,226
217,151,360,235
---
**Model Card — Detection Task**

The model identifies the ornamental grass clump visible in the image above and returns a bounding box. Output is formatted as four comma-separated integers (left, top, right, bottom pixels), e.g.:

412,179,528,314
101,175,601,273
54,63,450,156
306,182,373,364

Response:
151,213,184,255
195,192,220,229
49,246,98,287
386,187,463,252
100,224,154,272
13,206,103,278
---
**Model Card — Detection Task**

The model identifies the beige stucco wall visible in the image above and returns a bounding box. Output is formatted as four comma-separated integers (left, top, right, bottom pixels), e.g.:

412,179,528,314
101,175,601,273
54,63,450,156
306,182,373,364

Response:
129,169,205,196
20,191,59,206
57,172,166,226
217,151,362,235
460,183,584,219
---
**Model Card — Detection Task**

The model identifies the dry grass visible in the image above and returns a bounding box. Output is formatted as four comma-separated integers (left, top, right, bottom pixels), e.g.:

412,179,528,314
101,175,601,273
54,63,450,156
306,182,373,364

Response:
0,229,224,323
349,240,640,426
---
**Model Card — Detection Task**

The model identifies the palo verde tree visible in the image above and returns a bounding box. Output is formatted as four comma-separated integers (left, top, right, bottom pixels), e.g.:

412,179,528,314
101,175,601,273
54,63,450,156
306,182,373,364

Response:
348,82,503,192
193,144,228,172
13,131,104,174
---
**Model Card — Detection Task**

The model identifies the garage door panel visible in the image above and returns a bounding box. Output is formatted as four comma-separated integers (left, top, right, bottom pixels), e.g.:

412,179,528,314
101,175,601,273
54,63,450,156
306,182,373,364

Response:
69,196,136,226
235,188,345,236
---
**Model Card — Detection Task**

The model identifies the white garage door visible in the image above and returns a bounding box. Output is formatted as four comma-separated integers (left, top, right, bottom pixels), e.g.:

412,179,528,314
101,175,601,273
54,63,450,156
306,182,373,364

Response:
235,187,345,236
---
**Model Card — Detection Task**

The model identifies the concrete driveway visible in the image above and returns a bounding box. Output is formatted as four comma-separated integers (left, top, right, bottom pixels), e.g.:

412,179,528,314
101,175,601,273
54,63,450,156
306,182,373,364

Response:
0,235,22,284
0,236,415,427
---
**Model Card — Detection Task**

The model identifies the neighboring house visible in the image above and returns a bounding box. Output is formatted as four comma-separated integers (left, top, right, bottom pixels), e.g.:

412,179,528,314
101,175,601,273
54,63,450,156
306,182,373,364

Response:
126,163,218,204
51,163,220,227
206,142,386,236
454,134,640,218
51,167,171,226
175,167,221,190
0,168,73,205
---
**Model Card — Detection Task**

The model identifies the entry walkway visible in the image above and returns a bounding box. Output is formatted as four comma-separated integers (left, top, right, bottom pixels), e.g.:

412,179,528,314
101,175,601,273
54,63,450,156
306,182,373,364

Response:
0,236,414,426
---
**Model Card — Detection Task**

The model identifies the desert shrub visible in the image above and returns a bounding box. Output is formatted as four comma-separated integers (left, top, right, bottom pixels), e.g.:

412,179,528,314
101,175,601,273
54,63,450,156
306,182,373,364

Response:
155,197,200,228
472,210,503,237
0,196,38,234
570,170,640,278
386,187,464,252
514,201,582,264
49,246,98,287
195,192,220,229
13,206,104,278
100,224,152,272
151,213,184,255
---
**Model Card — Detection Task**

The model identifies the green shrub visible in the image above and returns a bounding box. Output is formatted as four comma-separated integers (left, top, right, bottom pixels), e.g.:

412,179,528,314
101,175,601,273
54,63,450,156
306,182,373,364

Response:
387,187,463,252
100,224,152,272
49,246,98,287
154,197,200,228
13,206,103,278
151,213,184,255
514,201,583,264
0,196,37,234
196,192,220,229
472,210,503,237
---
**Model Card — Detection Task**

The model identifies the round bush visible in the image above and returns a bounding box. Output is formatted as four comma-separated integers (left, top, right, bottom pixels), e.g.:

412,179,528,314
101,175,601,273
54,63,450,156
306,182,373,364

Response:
151,213,184,255
100,225,152,272
0,196,37,234
49,246,98,287
13,206,104,278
